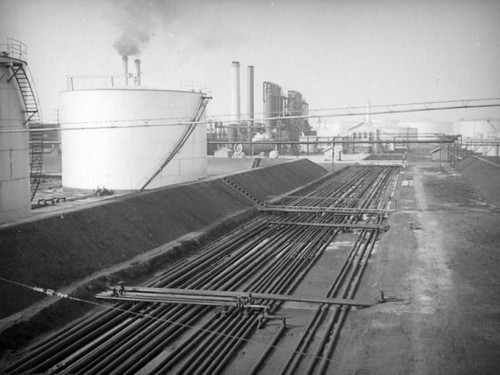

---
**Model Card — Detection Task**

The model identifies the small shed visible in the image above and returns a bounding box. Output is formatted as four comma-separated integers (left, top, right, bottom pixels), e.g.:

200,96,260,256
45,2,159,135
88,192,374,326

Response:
323,145,343,160
214,147,234,158
431,147,450,162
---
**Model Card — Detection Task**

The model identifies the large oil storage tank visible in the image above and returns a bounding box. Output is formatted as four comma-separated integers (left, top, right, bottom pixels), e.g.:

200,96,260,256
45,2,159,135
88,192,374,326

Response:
453,120,499,140
0,43,31,224
454,120,500,156
399,121,455,135
60,87,208,191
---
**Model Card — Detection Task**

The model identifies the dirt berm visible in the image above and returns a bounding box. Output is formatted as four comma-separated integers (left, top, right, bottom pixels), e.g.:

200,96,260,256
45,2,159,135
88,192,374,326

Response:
457,155,500,208
0,159,327,320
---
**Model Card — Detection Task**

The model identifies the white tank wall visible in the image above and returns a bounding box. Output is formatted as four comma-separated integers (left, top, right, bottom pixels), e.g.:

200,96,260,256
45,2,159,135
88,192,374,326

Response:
0,60,31,223
453,120,500,140
482,144,500,156
60,88,207,191
398,121,455,135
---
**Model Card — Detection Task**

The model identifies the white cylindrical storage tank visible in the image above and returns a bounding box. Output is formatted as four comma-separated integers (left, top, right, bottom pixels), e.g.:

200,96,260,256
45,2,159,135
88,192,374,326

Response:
60,87,207,191
453,120,499,140
0,57,31,223
399,121,454,135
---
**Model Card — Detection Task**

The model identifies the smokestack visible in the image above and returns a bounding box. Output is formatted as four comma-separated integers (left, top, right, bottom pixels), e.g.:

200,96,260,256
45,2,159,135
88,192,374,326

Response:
264,82,274,139
247,65,254,141
230,61,241,141
134,58,141,86
122,56,129,86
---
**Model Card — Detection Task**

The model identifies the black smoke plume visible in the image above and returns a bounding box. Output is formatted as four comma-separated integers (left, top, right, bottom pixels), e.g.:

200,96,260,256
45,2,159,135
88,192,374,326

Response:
114,27,150,56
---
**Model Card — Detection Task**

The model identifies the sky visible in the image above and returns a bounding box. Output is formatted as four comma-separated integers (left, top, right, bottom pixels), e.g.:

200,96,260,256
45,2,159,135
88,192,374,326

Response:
1,0,500,125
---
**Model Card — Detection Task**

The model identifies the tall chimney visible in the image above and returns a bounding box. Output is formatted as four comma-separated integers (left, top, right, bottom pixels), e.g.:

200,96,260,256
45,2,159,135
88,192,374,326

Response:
264,82,274,139
122,56,129,86
230,61,241,141
247,65,254,142
134,59,141,86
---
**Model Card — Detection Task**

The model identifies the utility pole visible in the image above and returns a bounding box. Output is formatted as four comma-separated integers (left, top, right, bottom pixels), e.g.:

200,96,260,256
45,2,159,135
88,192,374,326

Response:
331,140,335,172
439,142,442,169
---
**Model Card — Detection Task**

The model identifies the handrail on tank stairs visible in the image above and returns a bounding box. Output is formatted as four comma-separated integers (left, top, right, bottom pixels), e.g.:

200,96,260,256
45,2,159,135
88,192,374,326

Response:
139,95,212,191
0,38,27,61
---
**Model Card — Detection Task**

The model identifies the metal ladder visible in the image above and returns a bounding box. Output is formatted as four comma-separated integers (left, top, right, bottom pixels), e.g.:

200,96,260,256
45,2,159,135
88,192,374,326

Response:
220,177,263,206
139,95,211,191
1,41,44,201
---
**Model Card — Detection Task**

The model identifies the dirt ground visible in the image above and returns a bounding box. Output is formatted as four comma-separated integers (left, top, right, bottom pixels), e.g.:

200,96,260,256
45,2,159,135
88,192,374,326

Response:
333,151,500,374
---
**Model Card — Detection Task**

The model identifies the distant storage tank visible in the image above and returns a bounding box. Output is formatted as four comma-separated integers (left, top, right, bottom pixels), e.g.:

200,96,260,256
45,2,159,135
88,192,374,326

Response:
453,120,499,139
60,87,207,191
399,121,455,135
0,49,31,223
454,120,500,156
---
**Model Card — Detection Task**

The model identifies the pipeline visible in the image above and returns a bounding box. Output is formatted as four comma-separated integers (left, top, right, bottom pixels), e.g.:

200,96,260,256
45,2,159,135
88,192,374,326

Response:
3,165,399,375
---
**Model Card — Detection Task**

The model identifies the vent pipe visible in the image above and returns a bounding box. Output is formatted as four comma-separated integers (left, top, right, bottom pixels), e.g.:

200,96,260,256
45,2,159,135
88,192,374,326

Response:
134,59,141,86
247,65,254,141
122,56,129,86
230,61,241,141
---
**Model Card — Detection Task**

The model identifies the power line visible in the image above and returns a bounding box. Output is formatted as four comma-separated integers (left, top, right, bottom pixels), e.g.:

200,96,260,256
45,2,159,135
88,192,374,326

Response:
1,100,500,134
210,97,500,120
0,275,356,369
38,97,500,125
61,97,500,123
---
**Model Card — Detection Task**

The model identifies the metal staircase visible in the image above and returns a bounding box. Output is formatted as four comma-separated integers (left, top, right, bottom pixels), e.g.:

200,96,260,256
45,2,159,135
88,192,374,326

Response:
1,39,44,201
139,95,211,191
13,63,44,201
220,177,263,206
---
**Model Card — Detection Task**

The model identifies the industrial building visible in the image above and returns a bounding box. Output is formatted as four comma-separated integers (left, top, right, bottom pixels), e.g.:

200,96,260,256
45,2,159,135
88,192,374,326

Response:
1,38,500,375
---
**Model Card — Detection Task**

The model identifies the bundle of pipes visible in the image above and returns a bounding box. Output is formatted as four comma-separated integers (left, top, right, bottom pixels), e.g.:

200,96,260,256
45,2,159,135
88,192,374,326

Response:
96,286,371,308
260,205,394,214
4,166,398,375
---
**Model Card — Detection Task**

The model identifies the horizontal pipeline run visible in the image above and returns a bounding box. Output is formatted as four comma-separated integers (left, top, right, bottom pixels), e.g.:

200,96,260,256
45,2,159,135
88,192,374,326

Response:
206,140,456,144
96,287,372,308
260,206,393,215
267,220,389,231
269,195,368,201
97,293,269,309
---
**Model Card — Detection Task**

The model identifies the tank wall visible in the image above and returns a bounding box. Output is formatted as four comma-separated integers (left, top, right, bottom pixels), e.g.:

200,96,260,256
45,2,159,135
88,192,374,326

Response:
0,61,31,223
482,145,500,156
453,120,500,139
60,89,207,190
398,121,455,135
